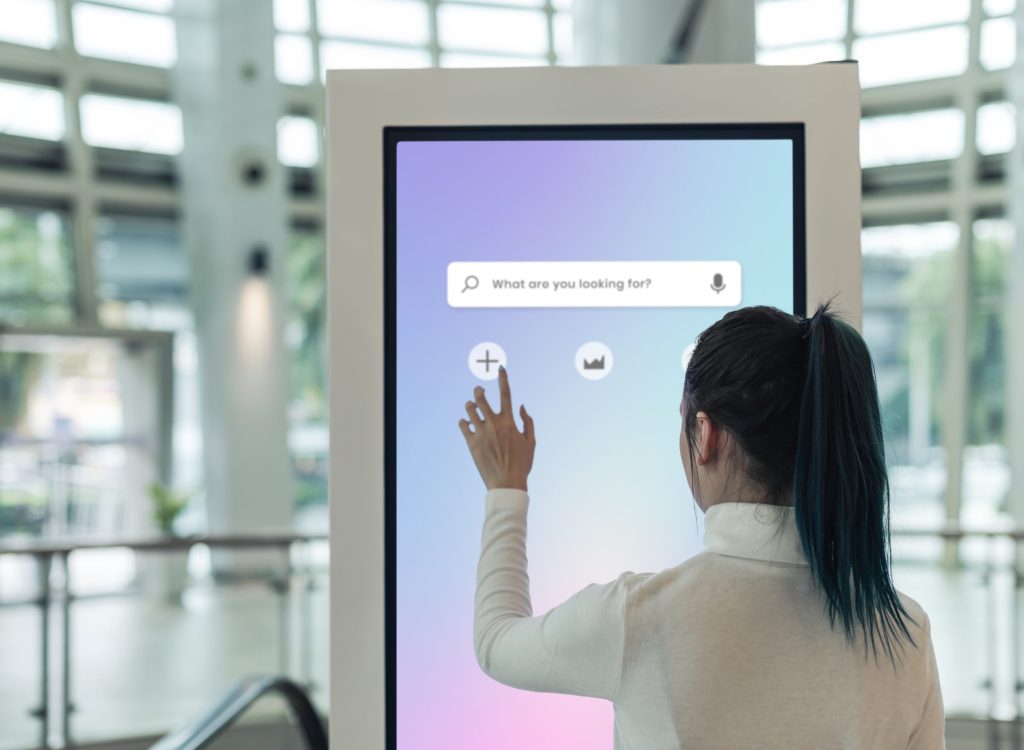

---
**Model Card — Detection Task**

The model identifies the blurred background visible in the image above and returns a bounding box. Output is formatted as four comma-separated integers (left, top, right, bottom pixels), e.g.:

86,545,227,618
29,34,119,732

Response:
0,0,1021,748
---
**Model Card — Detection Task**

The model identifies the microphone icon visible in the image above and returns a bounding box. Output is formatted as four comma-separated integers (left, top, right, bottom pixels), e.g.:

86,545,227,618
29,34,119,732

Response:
711,273,726,294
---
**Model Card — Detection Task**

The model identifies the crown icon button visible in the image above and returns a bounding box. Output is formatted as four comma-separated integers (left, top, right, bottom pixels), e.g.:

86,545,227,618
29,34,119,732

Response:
575,342,613,381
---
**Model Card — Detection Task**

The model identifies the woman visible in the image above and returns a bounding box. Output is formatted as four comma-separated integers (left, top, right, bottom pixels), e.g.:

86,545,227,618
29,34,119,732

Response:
458,304,944,749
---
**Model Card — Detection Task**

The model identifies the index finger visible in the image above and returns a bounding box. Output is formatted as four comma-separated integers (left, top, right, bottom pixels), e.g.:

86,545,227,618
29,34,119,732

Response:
498,365,512,414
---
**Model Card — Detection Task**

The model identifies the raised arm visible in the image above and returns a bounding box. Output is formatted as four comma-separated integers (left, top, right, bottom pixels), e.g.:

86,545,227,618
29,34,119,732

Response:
474,487,632,698
458,368,631,699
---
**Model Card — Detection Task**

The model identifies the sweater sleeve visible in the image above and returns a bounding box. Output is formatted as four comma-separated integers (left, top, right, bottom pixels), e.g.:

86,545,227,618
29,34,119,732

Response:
473,488,631,700
907,615,945,749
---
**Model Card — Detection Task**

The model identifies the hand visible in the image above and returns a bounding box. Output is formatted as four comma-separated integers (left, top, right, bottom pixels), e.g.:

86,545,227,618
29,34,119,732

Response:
458,366,536,492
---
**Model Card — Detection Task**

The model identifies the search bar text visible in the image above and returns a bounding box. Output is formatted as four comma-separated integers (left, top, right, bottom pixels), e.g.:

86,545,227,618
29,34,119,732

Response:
447,261,741,308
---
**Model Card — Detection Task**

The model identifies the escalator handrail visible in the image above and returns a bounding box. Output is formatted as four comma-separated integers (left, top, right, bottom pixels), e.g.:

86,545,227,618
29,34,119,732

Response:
149,675,327,750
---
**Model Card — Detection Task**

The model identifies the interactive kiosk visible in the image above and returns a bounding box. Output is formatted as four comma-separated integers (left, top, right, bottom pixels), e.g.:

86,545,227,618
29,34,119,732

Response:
326,64,862,748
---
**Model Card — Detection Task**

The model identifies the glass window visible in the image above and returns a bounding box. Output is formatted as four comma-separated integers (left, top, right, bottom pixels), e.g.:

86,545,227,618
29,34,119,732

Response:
461,0,545,5
320,41,431,72
92,214,203,502
0,0,58,48
317,0,430,45
0,598,40,745
80,94,183,155
0,205,75,325
981,17,1015,70
101,0,173,10
0,80,65,141
756,0,846,48
863,222,959,259
0,331,187,552
0,342,127,537
286,228,328,527
860,108,964,167
756,41,847,65
278,116,319,168
964,219,1012,524
73,2,177,68
854,26,969,87
437,4,549,56
554,12,573,61
276,34,315,85
855,0,968,35
969,221,1011,338
984,0,1015,15
862,222,958,526
274,0,310,32
95,215,187,327
286,229,327,423
977,101,1015,155
440,52,545,68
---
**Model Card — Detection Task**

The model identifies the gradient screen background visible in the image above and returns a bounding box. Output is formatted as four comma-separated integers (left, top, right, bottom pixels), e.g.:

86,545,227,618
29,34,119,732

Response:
387,126,805,749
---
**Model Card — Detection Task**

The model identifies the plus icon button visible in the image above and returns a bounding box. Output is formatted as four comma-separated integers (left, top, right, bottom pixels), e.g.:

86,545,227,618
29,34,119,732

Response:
476,349,500,373
468,342,507,381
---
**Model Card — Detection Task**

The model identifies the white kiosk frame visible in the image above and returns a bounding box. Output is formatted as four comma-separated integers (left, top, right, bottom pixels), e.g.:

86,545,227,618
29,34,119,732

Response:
326,64,861,747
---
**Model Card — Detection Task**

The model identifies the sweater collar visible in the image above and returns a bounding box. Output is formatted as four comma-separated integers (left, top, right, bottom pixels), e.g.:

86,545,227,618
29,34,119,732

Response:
703,502,808,565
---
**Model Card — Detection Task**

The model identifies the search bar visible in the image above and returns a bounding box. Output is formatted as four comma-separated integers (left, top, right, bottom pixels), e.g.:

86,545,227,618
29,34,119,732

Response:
447,261,741,308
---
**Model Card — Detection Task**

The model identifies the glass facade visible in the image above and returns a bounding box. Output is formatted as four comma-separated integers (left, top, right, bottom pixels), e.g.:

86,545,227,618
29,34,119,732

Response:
0,0,1019,738
759,0,1016,529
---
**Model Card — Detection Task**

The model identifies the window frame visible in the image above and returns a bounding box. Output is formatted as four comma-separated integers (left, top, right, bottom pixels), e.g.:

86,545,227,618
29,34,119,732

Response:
757,0,1011,528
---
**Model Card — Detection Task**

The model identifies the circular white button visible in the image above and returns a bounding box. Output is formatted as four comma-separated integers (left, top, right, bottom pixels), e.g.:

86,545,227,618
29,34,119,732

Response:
575,341,613,381
468,342,506,381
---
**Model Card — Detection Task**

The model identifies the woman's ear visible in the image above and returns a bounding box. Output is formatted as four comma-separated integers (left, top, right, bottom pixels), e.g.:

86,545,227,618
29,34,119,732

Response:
694,411,715,466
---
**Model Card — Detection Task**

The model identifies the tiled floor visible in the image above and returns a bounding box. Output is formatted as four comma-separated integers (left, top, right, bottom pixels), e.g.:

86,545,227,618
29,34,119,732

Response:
0,549,1018,749
0,577,330,749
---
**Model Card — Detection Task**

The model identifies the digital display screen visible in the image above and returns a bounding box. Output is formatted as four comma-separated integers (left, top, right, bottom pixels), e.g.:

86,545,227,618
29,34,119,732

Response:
386,126,805,748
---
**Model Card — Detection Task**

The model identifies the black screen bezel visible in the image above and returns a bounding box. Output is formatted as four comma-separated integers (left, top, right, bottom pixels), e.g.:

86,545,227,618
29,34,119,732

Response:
383,123,807,748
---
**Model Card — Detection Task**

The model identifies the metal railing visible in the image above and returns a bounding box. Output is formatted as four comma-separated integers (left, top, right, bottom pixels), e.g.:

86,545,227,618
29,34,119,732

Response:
892,525,1023,749
149,675,327,750
2,525,1023,749
0,532,327,750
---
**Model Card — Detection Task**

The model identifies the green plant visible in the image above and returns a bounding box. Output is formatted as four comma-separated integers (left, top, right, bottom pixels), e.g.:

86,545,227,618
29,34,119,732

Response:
0,206,75,324
0,352,42,431
286,231,327,422
149,483,190,536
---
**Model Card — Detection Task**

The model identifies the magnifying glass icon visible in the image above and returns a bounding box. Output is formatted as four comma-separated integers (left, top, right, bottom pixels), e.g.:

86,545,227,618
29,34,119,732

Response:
461,275,480,293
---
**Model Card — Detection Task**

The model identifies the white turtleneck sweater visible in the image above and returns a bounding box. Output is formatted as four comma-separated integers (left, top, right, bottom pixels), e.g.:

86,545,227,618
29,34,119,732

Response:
474,489,944,749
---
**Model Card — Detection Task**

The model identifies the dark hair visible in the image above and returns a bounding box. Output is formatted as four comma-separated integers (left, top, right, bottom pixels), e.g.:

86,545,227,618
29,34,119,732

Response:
683,303,913,662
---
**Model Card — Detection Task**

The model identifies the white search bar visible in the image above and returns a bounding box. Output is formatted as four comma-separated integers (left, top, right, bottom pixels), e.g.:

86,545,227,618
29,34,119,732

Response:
447,261,741,308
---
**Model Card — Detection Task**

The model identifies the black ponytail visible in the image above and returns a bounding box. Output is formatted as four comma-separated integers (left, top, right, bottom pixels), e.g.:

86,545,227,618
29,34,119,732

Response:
684,303,914,663
794,304,913,661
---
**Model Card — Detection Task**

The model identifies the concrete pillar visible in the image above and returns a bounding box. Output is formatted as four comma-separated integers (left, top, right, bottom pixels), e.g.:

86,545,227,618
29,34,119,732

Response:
172,0,292,573
116,343,161,534
1008,4,1024,524
574,0,754,66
